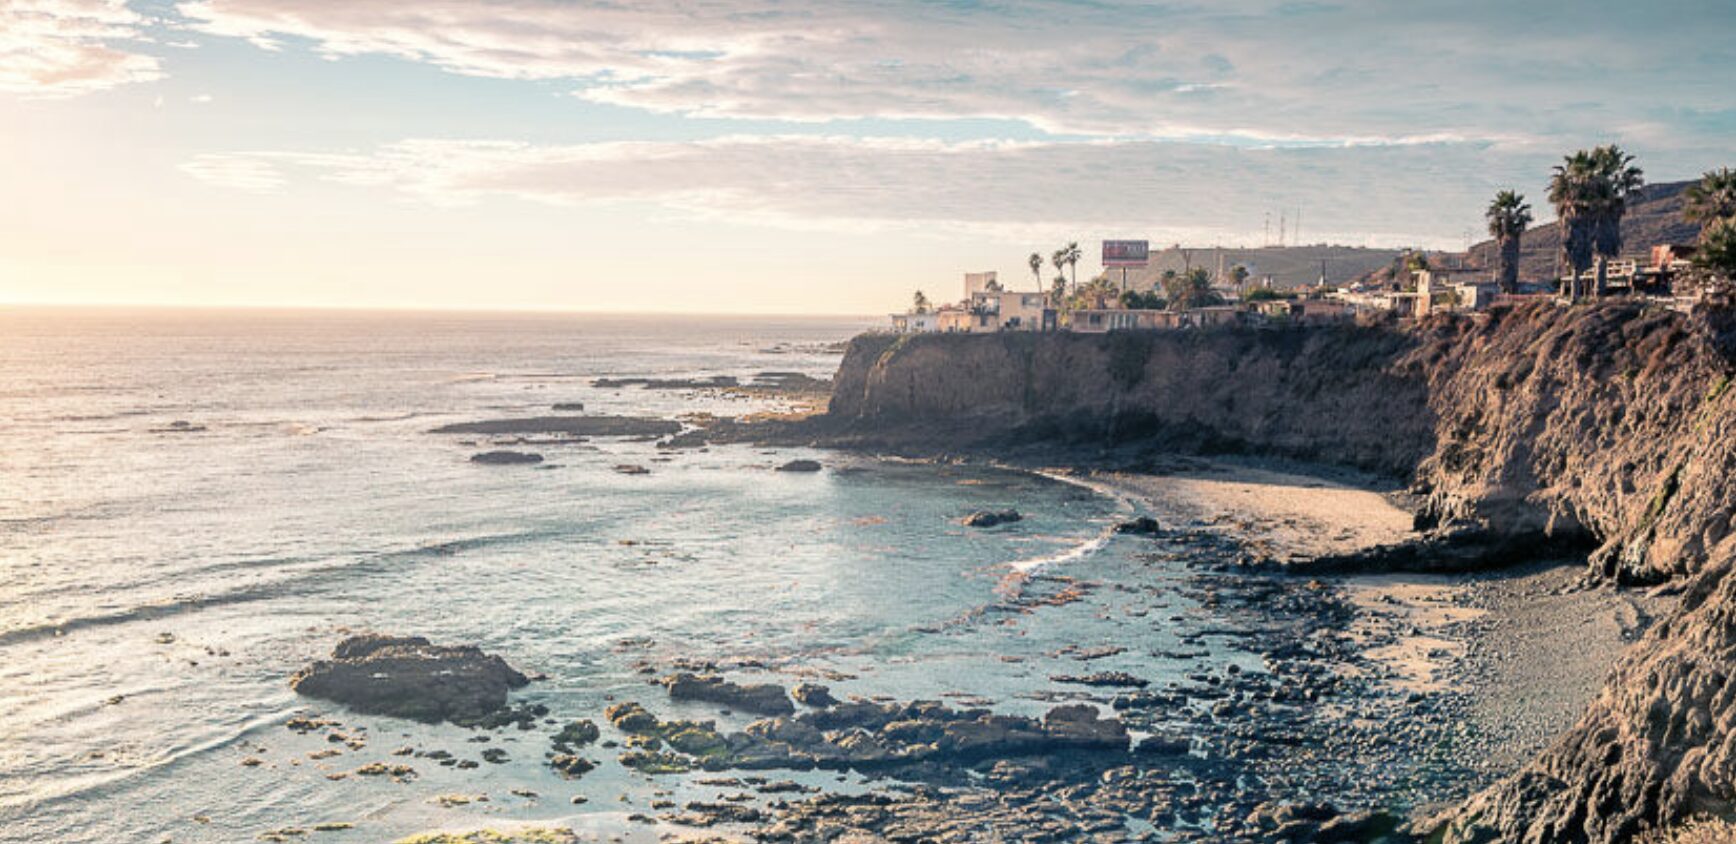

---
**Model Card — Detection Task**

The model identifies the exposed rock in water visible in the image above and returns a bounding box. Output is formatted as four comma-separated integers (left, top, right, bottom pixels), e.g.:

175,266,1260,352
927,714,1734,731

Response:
612,464,651,475
289,634,529,725
431,416,681,438
593,375,739,390
469,450,543,465
660,673,794,716
1114,516,1162,535
1050,672,1149,689
551,402,585,412
791,683,838,708
775,459,822,473
961,509,1022,528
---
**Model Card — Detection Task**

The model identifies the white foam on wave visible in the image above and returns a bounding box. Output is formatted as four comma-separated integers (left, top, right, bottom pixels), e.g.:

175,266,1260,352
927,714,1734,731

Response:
1005,469,1137,576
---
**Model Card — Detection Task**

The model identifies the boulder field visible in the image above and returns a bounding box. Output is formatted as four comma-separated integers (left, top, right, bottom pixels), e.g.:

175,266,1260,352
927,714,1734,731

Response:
800,300,1736,842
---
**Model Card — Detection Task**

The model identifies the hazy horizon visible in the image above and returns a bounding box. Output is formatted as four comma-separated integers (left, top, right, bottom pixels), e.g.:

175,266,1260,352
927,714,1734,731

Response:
5,0,1733,313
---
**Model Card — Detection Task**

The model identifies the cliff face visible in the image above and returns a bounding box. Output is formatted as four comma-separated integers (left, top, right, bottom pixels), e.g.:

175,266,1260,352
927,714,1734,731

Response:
820,301,1736,841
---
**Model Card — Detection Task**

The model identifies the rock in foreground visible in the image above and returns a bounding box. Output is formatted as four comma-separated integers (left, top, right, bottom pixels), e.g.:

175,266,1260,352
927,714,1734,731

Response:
290,634,530,725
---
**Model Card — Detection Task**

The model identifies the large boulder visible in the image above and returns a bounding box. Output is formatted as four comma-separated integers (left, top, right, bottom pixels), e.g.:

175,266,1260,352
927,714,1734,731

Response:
289,634,529,725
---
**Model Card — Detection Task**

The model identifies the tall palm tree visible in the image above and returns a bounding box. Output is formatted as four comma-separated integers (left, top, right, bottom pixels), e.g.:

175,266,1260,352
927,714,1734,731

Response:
1028,252,1043,293
1052,249,1067,298
1685,168,1736,227
1485,190,1533,294
1548,145,1643,299
1061,242,1082,291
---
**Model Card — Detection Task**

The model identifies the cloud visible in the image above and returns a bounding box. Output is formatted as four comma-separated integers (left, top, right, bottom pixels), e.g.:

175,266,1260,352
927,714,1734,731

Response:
0,0,162,96
171,0,1736,151
181,134,1550,248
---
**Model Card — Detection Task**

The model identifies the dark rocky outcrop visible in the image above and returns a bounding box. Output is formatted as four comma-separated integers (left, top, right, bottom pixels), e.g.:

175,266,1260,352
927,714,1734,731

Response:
774,459,823,473
431,415,680,437
800,300,1736,842
1114,516,1163,535
289,634,530,725
470,450,543,465
660,673,795,716
962,509,1022,528
602,697,1130,775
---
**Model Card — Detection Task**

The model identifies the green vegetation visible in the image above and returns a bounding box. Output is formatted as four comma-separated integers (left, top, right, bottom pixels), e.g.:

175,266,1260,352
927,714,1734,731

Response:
1708,375,1731,404
1640,462,1684,532
1485,189,1533,293
1549,145,1644,298
1119,289,1165,310
1163,268,1224,311
1698,219,1736,279
1242,287,1291,303
1686,169,1736,281
1027,252,1043,293
1684,168,1736,224
911,290,931,314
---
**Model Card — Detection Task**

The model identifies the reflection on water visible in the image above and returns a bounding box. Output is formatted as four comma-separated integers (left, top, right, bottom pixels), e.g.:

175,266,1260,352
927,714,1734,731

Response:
2,309,1251,842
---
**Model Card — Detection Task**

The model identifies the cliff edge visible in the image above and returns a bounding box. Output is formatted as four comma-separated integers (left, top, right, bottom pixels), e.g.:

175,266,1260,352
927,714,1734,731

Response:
815,300,1736,840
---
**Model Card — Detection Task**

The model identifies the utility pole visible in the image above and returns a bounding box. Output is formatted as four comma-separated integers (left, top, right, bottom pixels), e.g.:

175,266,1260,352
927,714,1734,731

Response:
1264,212,1271,247
1279,210,1287,247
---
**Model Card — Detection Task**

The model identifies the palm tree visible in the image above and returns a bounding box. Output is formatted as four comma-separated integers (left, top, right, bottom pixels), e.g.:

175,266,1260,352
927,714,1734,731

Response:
1685,168,1736,226
1051,249,1067,298
1548,145,1643,299
1027,252,1043,293
1049,275,1068,310
912,290,930,314
1485,190,1533,294
1696,217,1736,280
1229,264,1250,293
1061,242,1082,291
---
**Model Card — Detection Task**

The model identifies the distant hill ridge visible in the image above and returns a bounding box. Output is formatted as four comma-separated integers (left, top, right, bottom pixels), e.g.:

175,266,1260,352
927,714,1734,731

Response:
1111,180,1701,290
1453,179,1702,282
1117,244,1405,289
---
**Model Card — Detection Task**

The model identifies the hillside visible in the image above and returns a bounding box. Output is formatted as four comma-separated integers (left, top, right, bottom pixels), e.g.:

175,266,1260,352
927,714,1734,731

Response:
1115,244,1405,289
1454,179,1702,282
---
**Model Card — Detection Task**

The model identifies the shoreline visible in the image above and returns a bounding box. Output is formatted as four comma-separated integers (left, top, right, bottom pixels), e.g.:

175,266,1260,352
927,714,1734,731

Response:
1077,455,1674,816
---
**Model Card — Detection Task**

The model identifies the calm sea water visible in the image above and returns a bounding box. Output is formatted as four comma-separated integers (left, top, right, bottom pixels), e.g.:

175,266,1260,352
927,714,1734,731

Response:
0,308,1230,842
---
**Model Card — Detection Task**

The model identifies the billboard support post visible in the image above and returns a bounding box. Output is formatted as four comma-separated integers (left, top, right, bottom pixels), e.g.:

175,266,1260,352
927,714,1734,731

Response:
1102,240,1150,295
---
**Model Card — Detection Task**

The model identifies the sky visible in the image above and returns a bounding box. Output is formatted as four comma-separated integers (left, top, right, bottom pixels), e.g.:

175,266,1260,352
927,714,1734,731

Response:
1,0,1733,314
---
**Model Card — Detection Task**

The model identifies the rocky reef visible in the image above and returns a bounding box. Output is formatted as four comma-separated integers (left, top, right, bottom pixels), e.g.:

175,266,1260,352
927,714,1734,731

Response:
801,300,1736,842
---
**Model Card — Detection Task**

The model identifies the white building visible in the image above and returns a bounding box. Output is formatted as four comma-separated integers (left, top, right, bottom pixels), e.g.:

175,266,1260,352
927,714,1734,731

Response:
889,311,941,332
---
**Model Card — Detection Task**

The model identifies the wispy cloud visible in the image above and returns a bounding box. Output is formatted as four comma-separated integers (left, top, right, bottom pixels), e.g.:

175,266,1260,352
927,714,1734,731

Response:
170,0,1736,151
0,0,161,96
181,134,1546,248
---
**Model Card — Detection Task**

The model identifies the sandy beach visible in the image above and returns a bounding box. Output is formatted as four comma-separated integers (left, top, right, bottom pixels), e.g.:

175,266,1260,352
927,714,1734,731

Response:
1090,456,1677,791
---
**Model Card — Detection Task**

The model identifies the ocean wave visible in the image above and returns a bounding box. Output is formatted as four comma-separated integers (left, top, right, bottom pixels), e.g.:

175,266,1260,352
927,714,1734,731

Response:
1003,470,1135,577
0,529,566,648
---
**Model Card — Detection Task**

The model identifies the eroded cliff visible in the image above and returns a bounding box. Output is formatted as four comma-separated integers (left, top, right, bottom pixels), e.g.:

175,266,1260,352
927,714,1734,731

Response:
816,300,1736,840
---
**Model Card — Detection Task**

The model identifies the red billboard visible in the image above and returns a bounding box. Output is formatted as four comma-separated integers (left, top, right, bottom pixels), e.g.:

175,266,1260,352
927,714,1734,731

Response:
1102,240,1149,267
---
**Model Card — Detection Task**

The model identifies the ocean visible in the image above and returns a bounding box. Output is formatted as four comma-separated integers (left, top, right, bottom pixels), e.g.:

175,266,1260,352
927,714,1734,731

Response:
1,308,1266,842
